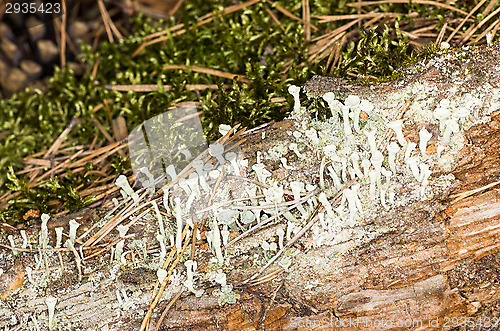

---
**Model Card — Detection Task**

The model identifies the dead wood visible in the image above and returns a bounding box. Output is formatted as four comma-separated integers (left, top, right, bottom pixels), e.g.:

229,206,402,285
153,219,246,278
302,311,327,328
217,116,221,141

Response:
1,42,500,331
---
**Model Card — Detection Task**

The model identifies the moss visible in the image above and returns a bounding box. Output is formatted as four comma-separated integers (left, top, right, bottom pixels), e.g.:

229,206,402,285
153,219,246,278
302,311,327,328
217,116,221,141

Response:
1,0,485,223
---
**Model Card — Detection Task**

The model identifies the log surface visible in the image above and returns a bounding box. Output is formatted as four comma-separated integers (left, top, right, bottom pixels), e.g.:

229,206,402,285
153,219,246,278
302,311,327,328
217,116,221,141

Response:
1,43,500,330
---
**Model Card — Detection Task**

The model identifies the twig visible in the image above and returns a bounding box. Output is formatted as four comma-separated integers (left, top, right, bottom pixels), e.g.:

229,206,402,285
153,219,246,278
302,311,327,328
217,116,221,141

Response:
98,0,114,42
139,225,191,331
103,83,231,92
133,0,262,56
445,0,489,44
154,288,184,331
160,64,250,83
248,268,284,286
449,180,500,204
302,0,310,42
259,277,285,330
264,4,284,32
435,22,447,45
169,0,185,16
461,7,500,45
347,0,468,16
60,0,66,68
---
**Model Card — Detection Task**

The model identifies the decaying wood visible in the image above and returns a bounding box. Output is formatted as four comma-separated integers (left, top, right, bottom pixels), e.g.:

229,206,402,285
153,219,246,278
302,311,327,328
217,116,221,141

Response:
1,42,500,330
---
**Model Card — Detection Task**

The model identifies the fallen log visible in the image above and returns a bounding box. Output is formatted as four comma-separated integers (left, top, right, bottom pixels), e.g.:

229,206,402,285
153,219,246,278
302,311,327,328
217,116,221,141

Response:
1,41,500,330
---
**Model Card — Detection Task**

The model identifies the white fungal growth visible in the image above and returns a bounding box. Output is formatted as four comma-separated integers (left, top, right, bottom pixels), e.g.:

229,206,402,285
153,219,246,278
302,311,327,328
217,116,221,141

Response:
361,159,371,178
185,260,196,281
280,157,294,170
351,108,362,133
186,174,202,197
387,120,407,146
219,124,232,136
157,268,167,284
45,296,57,330
437,145,445,157
225,152,239,175
342,105,352,136
139,167,155,187
370,150,384,182
442,119,460,144
263,184,284,205
210,219,224,265
8,235,15,249
288,85,301,112
289,143,304,159
180,148,192,159
115,175,133,196
289,181,304,201
209,169,220,179
404,142,417,164
277,228,285,250
209,142,226,166
221,224,230,246
286,221,295,241
215,272,227,287
25,266,33,283
318,192,334,219
407,157,421,181
319,156,326,189
184,260,204,297
252,163,271,184
20,230,28,249
487,33,493,45
369,170,377,199
157,234,166,264
304,128,320,145
115,175,138,202
387,142,400,173
152,201,165,238
381,167,393,186
350,152,364,179
364,129,378,154
165,164,178,181
178,178,191,196
420,163,433,197
174,197,183,255
192,160,210,192
419,128,432,157
68,219,79,244
351,183,363,213
240,210,256,224
440,41,450,49
341,158,348,182
116,224,129,264
327,165,342,189
360,99,374,114
344,188,358,221
434,103,451,132
322,92,342,118
40,213,50,249
55,227,63,249
345,95,360,108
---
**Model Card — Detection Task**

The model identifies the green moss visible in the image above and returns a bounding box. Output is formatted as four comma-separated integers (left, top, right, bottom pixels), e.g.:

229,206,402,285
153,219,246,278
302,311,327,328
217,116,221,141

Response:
0,0,482,223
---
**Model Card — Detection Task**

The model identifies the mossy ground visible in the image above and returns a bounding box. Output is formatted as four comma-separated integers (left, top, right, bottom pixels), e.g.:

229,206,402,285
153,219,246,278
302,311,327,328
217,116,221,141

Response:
0,0,498,223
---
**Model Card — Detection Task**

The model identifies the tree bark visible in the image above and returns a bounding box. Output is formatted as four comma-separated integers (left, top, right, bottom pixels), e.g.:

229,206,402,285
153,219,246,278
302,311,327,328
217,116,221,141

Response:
1,42,500,330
